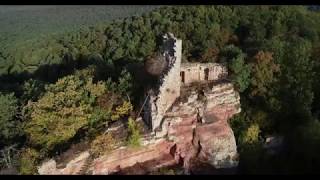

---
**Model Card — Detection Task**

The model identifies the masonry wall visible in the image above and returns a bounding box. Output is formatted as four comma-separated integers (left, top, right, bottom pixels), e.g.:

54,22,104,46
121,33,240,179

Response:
180,63,228,85
144,34,182,131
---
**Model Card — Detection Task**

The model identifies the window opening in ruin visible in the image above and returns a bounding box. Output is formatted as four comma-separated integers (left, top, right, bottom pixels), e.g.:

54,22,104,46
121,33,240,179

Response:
204,68,209,81
180,71,185,83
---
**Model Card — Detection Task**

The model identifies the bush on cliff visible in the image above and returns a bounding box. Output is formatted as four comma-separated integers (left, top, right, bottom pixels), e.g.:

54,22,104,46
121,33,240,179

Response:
18,148,40,175
90,133,116,157
127,118,141,148
23,70,107,151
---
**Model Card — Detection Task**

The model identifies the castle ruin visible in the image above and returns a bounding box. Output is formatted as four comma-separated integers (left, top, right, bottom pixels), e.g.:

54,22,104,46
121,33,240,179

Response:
144,33,230,131
180,63,228,86
38,33,241,175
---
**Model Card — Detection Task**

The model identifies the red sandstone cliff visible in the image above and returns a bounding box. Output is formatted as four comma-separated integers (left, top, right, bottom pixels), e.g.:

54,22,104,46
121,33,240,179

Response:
38,81,240,175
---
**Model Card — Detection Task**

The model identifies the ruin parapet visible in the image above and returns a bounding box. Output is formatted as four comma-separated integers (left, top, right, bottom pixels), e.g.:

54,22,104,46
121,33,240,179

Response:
180,63,228,86
143,33,229,132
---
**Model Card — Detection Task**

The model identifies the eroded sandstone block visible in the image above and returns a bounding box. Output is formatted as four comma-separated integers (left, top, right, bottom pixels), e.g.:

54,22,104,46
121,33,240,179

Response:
38,151,90,175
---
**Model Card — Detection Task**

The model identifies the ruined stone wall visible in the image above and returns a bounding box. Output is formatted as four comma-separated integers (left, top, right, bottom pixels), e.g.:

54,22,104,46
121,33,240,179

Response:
144,33,182,131
180,65,200,85
37,33,240,175
38,81,241,175
180,63,228,85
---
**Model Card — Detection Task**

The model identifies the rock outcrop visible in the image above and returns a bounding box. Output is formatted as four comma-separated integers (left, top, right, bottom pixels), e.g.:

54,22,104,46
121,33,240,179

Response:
37,33,241,175
38,81,240,175
38,151,90,175
159,81,240,172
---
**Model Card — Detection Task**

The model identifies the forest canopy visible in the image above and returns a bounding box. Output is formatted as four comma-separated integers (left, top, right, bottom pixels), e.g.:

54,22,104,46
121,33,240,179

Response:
1,5,320,174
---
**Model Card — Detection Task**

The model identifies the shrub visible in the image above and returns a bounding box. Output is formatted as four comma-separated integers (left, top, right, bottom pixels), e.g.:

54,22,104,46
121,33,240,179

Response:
111,101,133,121
117,69,133,96
0,144,19,169
21,79,45,103
96,92,122,111
240,124,261,145
90,133,115,157
23,69,107,152
250,51,280,97
19,148,40,175
87,108,111,137
127,118,141,148
221,45,251,93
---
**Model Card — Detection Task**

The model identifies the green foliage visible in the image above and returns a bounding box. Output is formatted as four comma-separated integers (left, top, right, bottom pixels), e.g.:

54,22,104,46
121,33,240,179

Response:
111,101,133,121
0,144,19,170
117,70,133,96
104,69,134,98
230,57,251,93
222,45,251,92
19,148,40,175
229,111,250,139
250,51,280,97
21,79,45,103
127,118,141,148
0,93,21,145
1,5,320,174
90,133,115,157
240,124,261,145
278,38,314,128
0,6,160,75
87,108,111,137
23,69,108,151
251,110,272,131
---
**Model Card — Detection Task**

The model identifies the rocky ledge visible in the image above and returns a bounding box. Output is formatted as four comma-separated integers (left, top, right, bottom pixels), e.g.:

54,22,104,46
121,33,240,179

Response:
38,81,241,175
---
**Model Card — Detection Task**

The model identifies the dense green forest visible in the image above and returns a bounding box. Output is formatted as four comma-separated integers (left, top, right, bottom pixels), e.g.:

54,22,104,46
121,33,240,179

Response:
1,5,320,174
0,5,160,76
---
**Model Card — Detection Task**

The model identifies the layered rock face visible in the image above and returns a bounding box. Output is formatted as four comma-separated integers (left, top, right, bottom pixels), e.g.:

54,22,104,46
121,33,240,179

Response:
159,81,241,172
38,81,240,175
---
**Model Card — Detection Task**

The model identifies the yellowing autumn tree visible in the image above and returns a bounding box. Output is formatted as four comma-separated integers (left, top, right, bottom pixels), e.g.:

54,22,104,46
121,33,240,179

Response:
111,101,133,121
24,69,107,151
250,51,280,97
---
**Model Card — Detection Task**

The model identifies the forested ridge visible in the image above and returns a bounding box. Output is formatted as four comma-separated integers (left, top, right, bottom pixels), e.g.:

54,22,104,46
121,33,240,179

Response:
1,5,320,174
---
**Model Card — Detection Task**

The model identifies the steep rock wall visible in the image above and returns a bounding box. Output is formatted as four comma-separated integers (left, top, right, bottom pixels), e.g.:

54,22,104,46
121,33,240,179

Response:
38,81,240,175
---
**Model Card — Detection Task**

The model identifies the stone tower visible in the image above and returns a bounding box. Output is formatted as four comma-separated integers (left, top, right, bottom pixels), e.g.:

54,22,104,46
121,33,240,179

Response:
144,33,182,131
